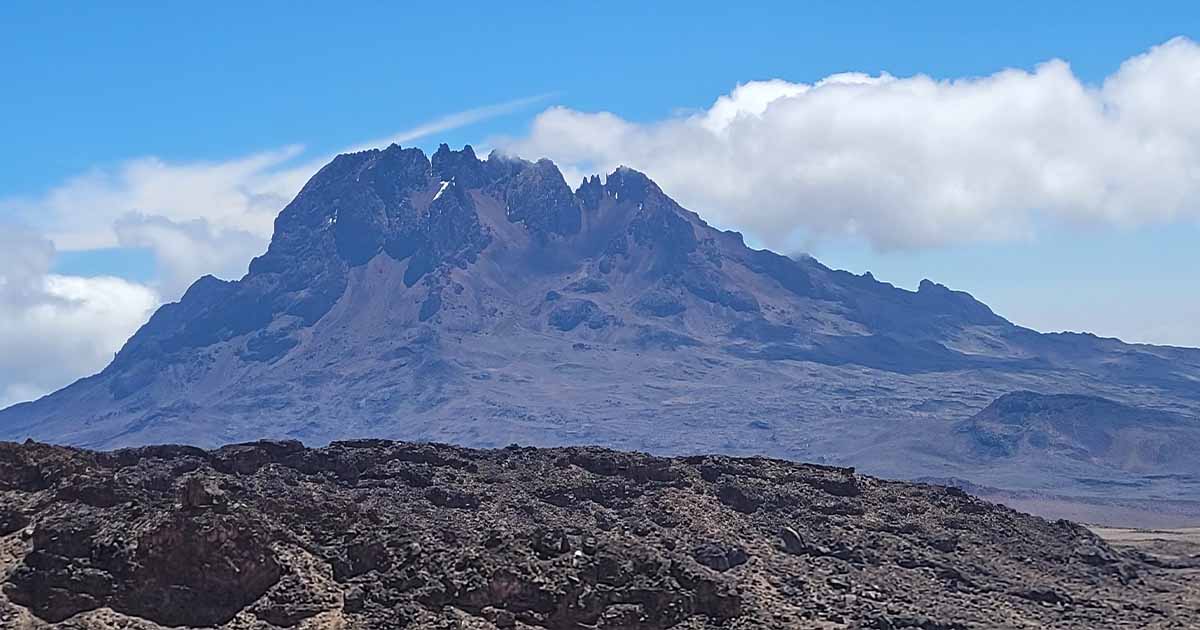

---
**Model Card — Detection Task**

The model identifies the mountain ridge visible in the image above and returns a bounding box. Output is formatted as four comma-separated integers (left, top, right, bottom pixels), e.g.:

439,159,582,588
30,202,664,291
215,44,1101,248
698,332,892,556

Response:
3,143,1198,520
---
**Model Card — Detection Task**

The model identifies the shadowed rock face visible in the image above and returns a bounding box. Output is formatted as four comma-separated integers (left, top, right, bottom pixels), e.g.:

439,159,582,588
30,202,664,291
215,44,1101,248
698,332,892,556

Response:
1,144,1199,515
957,391,1200,473
2,439,1196,629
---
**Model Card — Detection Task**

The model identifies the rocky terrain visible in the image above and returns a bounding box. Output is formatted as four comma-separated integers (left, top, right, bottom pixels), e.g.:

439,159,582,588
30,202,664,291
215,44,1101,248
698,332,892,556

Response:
943,392,1200,525
1,143,1198,521
956,391,1200,473
1091,526,1200,576
2,439,1198,629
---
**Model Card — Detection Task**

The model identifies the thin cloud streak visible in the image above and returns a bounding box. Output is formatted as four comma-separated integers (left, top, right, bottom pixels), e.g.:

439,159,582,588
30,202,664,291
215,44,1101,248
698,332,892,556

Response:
0,95,553,407
346,93,558,153
4,93,554,288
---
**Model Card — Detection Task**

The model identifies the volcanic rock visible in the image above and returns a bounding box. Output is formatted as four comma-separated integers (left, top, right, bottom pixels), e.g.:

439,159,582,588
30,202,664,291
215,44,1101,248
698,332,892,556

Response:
1,439,1197,628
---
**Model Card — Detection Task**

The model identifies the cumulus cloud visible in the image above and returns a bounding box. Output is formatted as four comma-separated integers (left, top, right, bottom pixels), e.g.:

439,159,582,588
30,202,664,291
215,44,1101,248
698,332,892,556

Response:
13,145,309,252
0,227,159,407
0,145,314,302
0,151,296,406
501,38,1200,250
113,214,266,298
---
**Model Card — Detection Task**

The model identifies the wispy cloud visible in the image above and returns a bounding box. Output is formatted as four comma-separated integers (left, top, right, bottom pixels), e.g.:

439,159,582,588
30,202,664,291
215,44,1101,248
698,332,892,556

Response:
346,93,557,153
0,95,551,407
3,94,552,295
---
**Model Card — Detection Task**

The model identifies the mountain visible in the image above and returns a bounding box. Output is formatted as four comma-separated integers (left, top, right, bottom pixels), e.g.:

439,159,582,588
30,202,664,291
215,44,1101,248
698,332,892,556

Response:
957,391,1200,474
2,144,1199,520
4,438,1197,629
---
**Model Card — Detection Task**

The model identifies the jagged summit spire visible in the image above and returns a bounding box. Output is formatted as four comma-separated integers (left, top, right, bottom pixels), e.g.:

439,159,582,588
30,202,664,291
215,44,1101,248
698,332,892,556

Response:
603,165,660,205
432,143,485,187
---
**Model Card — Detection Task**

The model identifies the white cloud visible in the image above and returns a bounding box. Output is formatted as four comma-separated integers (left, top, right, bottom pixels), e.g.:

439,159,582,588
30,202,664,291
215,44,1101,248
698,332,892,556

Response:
345,93,556,153
0,96,550,408
0,228,159,407
16,145,309,252
2,95,554,302
0,145,315,306
112,214,265,298
500,37,1200,251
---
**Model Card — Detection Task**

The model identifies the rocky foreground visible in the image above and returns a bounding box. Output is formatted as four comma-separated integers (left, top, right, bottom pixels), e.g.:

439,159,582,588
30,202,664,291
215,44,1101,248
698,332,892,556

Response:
1,440,1196,629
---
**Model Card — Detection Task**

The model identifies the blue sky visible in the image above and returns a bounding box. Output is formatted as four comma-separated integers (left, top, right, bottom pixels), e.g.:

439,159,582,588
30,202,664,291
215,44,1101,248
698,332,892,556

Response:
4,2,1194,193
1,2,1198,404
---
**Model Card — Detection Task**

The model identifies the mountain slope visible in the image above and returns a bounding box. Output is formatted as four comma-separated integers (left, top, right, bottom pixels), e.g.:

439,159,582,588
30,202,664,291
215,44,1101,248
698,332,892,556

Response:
957,391,1200,473
4,439,1196,629
2,144,1199,511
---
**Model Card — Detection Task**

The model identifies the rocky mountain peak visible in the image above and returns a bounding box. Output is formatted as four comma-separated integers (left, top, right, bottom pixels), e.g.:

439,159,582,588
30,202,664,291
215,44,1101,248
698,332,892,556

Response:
431,143,484,188
4,141,1199,527
500,157,582,236
239,146,718,300
603,165,660,205
914,278,1001,325
576,174,605,210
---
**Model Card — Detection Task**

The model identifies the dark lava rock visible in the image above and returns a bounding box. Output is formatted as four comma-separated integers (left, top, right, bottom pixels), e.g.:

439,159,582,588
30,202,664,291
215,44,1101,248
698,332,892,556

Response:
0,507,27,537
424,486,481,509
178,474,224,510
633,291,687,317
692,542,749,572
563,276,610,294
547,298,612,331
778,526,806,555
1,439,1192,628
6,507,279,625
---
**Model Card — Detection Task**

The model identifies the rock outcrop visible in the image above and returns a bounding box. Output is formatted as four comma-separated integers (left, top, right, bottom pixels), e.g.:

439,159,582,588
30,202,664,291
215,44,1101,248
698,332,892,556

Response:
1,439,1196,629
